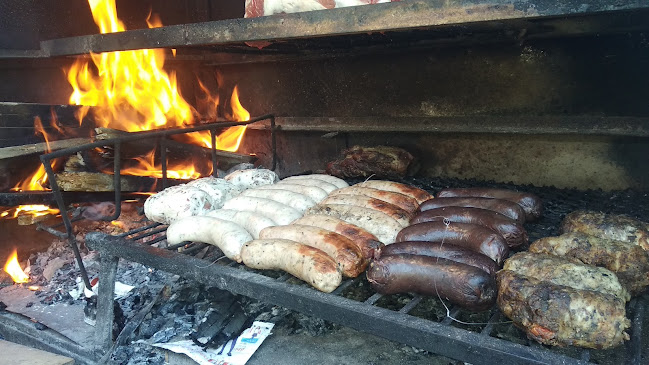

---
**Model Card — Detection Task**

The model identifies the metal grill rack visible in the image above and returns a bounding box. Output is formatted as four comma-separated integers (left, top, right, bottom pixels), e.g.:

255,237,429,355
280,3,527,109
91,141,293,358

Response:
39,114,276,290
84,178,649,365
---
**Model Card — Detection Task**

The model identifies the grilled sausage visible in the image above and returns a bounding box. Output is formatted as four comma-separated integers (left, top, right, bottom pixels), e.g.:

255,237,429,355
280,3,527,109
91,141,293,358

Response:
259,224,366,277
367,254,497,311
437,188,543,221
322,194,412,227
419,197,525,224
329,186,418,213
277,178,338,193
239,188,316,213
222,196,302,225
293,214,383,260
306,204,402,244
205,209,276,239
354,180,432,204
282,174,349,189
411,207,528,248
396,221,509,265
166,216,253,262
241,239,342,293
378,241,498,276
224,168,278,190
256,183,328,202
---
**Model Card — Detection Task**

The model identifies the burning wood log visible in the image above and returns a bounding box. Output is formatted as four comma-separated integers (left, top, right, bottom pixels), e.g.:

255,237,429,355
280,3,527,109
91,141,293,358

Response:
94,127,255,170
54,171,156,192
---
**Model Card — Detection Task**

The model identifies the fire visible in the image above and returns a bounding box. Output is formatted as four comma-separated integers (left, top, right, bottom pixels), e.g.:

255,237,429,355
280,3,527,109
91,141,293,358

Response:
3,117,61,220
4,250,29,284
120,150,201,179
66,0,251,179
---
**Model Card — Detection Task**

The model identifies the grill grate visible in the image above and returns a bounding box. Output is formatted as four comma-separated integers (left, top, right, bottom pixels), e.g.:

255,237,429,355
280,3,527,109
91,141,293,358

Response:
85,176,649,365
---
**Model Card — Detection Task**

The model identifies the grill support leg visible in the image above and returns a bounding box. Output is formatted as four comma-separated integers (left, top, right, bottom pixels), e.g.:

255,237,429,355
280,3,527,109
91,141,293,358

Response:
95,254,119,351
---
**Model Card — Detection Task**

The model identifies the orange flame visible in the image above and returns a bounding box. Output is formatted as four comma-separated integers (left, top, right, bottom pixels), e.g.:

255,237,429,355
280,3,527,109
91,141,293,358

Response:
65,0,251,179
67,0,194,132
120,150,201,179
4,250,29,284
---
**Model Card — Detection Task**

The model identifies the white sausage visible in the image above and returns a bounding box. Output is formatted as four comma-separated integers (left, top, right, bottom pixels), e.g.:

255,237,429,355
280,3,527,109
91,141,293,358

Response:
224,168,278,190
222,196,302,225
282,174,348,189
241,239,342,293
305,204,402,244
144,185,214,224
166,216,252,262
186,176,243,208
239,188,316,213
277,178,337,194
255,183,328,202
205,209,276,239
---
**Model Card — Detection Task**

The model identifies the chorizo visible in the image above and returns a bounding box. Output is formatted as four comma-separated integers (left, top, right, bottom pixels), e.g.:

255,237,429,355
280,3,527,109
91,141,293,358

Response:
306,204,402,244
329,186,418,213
321,194,412,227
241,239,342,293
293,214,383,260
222,196,302,225
259,224,366,277
354,180,432,204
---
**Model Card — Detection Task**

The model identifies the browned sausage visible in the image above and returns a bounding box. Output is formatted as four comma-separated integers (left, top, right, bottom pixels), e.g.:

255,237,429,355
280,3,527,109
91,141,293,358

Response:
378,241,498,276
437,188,542,221
396,221,509,265
411,207,528,248
419,197,525,224
366,254,497,311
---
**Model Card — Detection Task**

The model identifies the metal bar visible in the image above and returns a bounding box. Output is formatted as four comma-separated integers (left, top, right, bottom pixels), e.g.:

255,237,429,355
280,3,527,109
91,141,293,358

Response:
107,141,121,221
330,278,358,296
117,222,163,238
627,298,646,365
210,129,218,176
364,293,382,306
270,116,277,171
130,227,168,241
85,232,590,365
0,311,98,364
160,137,168,189
40,0,649,56
95,254,119,350
399,296,423,314
40,115,273,161
0,191,152,206
480,311,502,336
40,154,92,290
143,235,168,246
247,116,649,137
441,307,462,325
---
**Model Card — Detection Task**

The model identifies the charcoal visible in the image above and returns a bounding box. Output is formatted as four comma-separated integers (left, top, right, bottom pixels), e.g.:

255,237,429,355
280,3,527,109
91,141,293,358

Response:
150,327,176,343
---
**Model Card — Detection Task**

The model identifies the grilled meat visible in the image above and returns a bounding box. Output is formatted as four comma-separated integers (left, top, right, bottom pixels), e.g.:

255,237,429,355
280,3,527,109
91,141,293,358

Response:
503,252,629,302
560,210,649,251
530,233,649,295
497,270,630,349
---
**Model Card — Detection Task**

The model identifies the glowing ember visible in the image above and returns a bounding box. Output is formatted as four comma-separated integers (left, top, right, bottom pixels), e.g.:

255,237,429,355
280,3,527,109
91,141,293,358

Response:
4,250,29,284
28,286,40,291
